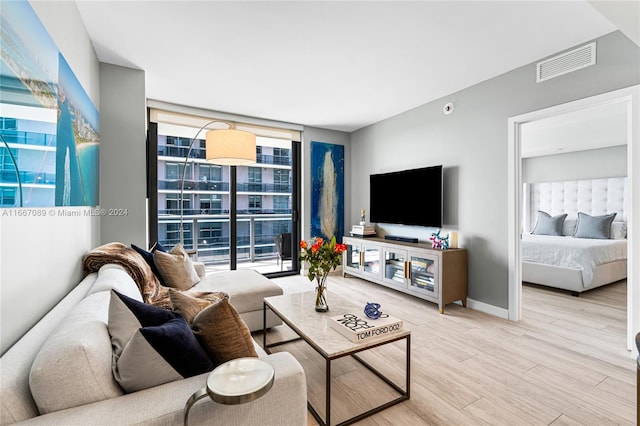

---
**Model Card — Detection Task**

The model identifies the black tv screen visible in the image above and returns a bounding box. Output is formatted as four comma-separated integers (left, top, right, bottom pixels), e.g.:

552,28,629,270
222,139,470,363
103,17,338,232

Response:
369,165,442,228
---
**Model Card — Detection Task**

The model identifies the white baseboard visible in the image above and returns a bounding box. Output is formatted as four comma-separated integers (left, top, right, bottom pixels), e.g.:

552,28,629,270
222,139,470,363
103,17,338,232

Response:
466,298,509,320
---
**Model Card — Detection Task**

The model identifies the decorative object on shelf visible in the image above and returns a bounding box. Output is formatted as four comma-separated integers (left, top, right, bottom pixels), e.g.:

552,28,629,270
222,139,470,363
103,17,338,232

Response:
360,209,366,225
364,302,382,319
350,223,376,238
179,120,256,244
449,231,459,249
299,236,347,312
429,230,450,250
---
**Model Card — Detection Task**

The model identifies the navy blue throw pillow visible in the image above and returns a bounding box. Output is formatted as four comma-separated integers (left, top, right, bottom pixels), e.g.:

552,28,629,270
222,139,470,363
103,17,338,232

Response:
108,290,213,393
132,242,168,285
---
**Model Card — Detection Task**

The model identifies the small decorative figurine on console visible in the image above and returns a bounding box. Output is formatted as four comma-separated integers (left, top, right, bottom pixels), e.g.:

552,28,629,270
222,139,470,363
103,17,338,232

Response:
429,230,450,250
360,209,366,225
364,302,382,319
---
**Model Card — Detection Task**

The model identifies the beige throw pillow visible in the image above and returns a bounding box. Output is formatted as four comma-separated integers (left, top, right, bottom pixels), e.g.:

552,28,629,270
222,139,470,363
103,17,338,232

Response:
153,243,200,290
168,288,225,324
191,294,258,367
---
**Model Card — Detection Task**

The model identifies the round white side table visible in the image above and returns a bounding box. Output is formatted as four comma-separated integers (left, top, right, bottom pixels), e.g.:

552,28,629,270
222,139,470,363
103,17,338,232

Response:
183,357,275,425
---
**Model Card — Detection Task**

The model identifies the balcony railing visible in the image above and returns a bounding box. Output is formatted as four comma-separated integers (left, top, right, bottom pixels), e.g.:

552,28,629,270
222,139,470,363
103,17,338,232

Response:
0,130,56,147
158,180,228,191
158,145,292,167
0,169,55,185
158,179,291,193
158,145,205,159
159,214,292,265
237,182,291,193
257,154,291,166
159,208,292,216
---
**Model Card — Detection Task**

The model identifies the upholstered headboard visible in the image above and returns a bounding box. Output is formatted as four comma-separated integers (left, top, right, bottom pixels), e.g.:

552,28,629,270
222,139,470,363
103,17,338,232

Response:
524,177,628,233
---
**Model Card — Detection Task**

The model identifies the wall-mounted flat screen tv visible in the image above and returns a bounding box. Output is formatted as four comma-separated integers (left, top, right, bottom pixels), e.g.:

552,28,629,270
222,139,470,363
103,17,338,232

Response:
369,165,443,228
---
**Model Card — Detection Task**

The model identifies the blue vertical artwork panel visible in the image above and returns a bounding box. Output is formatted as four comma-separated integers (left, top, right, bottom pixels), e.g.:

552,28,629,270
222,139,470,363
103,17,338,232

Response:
0,0,99,208
56,55,99,206
310,141,344,243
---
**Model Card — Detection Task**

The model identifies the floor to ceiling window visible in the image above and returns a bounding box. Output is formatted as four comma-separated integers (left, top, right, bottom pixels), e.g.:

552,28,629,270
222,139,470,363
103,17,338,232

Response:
147,106,301,277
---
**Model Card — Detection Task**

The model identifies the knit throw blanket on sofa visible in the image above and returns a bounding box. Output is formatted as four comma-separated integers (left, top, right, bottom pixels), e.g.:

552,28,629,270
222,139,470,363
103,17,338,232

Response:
82,242,167,306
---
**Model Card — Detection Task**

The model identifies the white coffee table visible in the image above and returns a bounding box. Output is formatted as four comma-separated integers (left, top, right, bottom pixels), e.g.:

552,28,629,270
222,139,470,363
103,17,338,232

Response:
263,291,410,426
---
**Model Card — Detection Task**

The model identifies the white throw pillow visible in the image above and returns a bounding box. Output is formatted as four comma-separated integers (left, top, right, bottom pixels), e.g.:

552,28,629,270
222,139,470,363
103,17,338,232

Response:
29,292,123,414
611,222,627,240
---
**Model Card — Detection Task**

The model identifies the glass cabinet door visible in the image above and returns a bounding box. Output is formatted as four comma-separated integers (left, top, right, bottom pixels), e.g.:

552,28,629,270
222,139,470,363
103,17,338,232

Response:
383,248,407,287
362,244,381,276
409,254,438,298
345,243,362,271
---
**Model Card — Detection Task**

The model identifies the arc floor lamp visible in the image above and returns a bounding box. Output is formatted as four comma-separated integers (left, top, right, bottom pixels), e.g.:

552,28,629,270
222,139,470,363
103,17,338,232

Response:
178,120,256,245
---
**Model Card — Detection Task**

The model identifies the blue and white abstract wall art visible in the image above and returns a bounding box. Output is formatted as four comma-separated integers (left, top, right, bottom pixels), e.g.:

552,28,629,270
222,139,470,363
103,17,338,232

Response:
310,141,344,243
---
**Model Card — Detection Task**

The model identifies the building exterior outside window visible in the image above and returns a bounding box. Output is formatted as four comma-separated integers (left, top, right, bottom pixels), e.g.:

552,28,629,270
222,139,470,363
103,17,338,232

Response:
0,109,57,207
156,129,293,266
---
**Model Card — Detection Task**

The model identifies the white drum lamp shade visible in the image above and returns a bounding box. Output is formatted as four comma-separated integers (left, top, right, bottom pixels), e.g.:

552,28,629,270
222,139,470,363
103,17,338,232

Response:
179,122,256,245
206,129,256,165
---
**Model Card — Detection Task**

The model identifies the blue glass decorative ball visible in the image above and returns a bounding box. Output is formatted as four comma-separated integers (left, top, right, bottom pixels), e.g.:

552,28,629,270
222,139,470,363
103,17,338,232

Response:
364,302,382,319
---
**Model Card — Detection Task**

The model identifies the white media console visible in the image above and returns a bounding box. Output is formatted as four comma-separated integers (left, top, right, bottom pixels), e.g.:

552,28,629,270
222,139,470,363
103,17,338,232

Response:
342,236,468,314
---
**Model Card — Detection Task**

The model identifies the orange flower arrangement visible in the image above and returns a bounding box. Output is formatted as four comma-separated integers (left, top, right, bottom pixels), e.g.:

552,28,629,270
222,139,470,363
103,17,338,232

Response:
299,236,347,311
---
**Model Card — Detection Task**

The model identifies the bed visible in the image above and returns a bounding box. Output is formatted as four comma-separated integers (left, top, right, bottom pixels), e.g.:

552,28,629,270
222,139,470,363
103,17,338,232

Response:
521,177,628,294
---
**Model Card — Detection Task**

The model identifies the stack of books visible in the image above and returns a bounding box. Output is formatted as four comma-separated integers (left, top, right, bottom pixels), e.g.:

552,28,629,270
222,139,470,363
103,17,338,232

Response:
350,224,376,237
329,312,403,343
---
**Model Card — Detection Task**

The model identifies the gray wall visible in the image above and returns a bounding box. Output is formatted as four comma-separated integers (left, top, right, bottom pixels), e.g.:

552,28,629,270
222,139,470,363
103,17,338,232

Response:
0,1,101,354
523,145,627,183
349,30,640,309
99,63,148,247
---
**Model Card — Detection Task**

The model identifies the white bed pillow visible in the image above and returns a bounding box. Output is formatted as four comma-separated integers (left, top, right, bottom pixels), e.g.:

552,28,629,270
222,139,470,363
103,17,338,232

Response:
562,219,577,236
611,222,627,239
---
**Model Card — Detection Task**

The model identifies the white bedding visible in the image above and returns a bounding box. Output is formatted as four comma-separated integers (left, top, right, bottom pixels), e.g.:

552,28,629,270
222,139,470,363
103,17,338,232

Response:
521,234,627,288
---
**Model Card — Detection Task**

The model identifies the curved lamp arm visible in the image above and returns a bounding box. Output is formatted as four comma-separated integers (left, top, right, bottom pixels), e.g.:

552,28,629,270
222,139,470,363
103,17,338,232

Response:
179,120,232,246
0,134,23,207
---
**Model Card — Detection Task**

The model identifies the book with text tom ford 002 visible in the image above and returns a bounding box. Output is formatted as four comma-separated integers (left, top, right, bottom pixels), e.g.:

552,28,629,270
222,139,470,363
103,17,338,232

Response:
329,312,403,343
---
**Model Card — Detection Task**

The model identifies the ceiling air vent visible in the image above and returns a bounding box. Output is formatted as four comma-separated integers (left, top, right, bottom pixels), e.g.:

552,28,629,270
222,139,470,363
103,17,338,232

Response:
536,42,596,83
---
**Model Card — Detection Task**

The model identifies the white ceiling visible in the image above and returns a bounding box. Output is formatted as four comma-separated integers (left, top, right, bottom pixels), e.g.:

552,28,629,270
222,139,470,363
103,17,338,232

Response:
75,1,623,132
521,101,628,158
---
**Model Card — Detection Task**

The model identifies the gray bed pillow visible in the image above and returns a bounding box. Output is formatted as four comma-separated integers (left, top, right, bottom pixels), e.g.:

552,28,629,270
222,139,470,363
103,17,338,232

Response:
574,212,617,239
532,211,567,236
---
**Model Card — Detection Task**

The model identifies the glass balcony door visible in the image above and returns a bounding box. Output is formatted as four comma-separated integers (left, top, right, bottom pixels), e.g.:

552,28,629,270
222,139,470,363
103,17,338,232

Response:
148,119,301,277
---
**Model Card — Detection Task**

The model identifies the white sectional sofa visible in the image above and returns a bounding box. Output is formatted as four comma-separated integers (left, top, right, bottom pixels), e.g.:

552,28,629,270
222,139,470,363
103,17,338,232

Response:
0,263,307,425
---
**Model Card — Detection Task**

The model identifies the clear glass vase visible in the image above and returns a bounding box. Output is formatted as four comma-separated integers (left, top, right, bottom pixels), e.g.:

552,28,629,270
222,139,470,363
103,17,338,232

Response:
314,275,329,312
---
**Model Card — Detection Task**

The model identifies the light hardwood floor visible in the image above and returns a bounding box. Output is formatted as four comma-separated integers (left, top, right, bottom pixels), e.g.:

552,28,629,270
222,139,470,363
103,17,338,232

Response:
259,273,636,426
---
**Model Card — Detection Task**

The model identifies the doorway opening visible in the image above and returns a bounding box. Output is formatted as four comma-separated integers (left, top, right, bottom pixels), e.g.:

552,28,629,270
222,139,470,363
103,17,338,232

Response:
507,86,640,356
